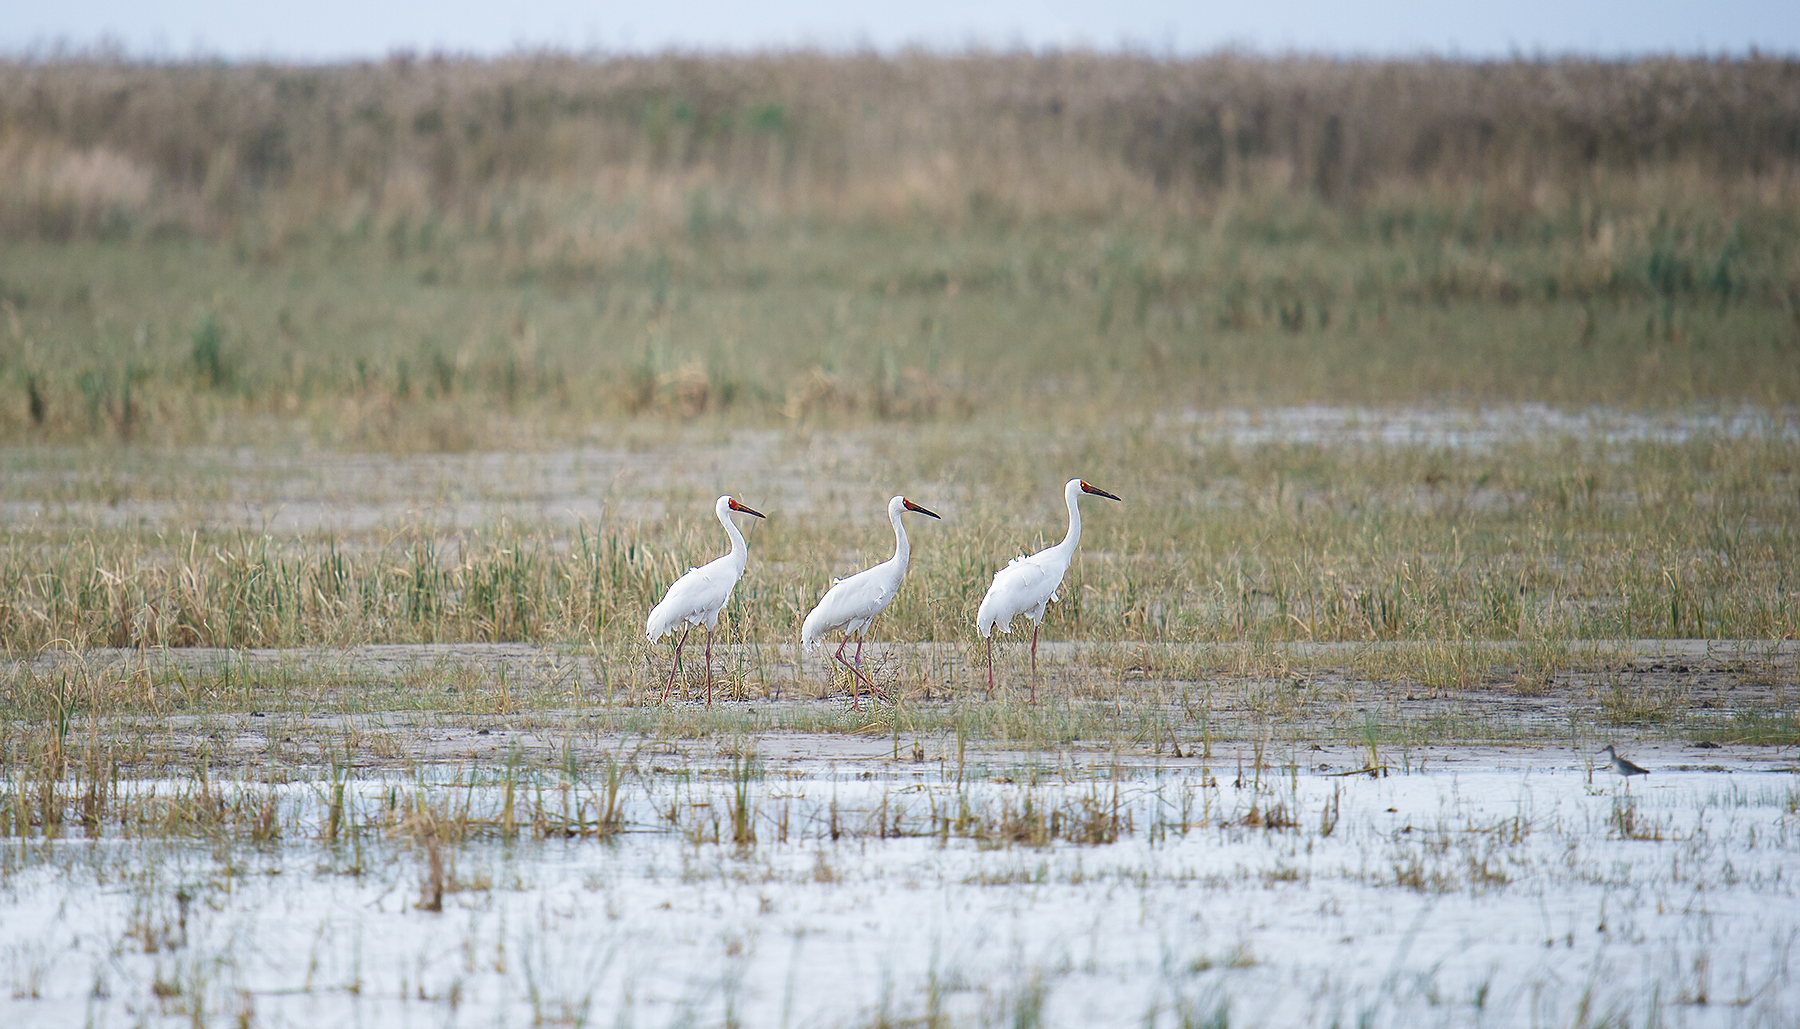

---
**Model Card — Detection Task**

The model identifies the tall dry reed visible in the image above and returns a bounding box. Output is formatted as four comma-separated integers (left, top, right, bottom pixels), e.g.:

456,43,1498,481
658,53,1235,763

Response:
3,52,1797,238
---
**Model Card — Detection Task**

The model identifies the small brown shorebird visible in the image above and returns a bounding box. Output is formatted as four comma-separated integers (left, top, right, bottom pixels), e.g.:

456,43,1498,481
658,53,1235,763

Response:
1601,745,1650,787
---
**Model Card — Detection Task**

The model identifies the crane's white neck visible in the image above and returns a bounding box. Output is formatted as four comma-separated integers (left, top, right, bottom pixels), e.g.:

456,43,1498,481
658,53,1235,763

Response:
715,496,749,570
1056,478,1085,556
886,496,911,574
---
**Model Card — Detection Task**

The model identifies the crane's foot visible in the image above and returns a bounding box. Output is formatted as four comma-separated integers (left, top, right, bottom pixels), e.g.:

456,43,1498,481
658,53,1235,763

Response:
835,659,888,708
854,668,886,704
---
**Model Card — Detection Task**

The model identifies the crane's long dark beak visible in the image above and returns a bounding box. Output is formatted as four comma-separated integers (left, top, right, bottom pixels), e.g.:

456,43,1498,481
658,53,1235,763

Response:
728,498,767,518
1079,481,1123,502
902,498,942,519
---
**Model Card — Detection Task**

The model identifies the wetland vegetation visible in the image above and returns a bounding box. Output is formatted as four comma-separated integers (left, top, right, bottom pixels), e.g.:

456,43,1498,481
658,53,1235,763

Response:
0,49,1798,1027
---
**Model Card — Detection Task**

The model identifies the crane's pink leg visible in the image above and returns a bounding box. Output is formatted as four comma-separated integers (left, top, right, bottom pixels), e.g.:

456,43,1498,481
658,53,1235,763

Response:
853,637,888,704
832,636,880,709
705,627,715,707
854,637,865,709
834,637,860,710
860,640,889,705
1029,623,1040,705
985,636,994,696
660,625,693,703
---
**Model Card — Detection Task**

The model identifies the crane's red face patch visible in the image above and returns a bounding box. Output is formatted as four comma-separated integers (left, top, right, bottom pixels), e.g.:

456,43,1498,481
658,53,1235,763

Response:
1079,481,1123,501
727,498,767,518
902,498,942,519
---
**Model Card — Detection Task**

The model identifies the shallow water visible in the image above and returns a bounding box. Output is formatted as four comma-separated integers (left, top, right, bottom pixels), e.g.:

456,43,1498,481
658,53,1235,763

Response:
3,404,1793,536
1176,404,1800,450
2,751,1795,1028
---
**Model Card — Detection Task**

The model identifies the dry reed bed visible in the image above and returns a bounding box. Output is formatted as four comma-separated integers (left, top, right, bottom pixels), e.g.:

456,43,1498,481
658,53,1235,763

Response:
5,53,1800,233
0,427,1794,655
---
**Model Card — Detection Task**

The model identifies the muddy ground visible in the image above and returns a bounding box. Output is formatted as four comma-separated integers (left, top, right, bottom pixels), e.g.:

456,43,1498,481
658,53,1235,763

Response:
8,639,1794,778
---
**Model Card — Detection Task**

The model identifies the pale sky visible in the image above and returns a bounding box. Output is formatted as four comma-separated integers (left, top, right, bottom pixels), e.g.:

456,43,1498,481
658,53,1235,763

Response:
4,0,1796,60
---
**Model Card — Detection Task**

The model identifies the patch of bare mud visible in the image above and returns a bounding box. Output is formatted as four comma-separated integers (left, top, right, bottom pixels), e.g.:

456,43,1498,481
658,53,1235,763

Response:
9,641,1793,775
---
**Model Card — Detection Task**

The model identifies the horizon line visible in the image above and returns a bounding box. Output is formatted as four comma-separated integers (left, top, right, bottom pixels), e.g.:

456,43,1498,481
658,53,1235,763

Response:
4,37,1797,67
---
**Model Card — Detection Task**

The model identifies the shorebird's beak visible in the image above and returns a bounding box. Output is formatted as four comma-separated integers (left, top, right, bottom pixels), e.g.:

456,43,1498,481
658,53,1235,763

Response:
1079,480,1123,502
902,498,942,519
728,498,767,518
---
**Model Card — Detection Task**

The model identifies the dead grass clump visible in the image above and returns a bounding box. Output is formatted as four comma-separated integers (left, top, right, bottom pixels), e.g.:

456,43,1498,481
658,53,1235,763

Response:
1601,684,1687,728
1238,800,1299,831
939,785,1131,849
1608,796,1666,841
406,803,447,912
627,358,738,418
0,136,153,240
782,367,856,420
1390,853,1459,894
783,365,954,421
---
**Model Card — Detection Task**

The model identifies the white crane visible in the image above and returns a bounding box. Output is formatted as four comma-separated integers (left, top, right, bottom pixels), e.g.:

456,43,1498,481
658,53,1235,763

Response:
976,478,1121,702
801,495,941,709
645,495,766,705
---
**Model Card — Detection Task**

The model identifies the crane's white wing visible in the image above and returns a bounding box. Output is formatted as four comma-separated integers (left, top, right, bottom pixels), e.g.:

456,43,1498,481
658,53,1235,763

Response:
976,554,1065,636
801,562,901,646
1005,548,1065,600
645,554,740,640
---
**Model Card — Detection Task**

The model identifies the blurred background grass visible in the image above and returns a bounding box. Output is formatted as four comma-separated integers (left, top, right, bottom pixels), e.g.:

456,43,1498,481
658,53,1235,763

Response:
0,52,1797,446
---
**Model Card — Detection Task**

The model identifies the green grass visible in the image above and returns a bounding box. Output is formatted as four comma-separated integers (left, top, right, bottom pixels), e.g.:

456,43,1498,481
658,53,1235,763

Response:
2,175,1797,447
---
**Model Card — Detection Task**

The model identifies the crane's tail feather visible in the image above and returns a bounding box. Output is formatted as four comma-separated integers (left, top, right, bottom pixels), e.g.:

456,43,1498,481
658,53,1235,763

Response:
976,613,1014,638
800,609,827,648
